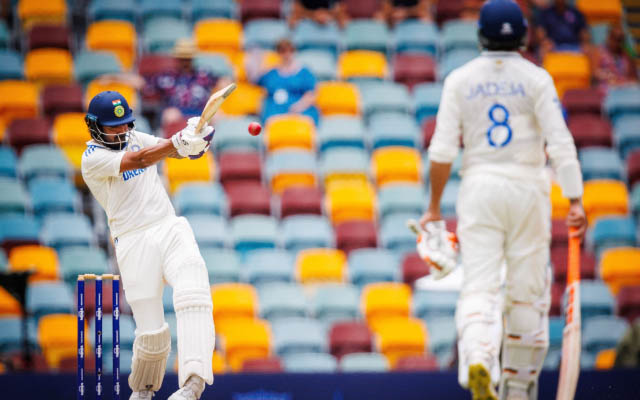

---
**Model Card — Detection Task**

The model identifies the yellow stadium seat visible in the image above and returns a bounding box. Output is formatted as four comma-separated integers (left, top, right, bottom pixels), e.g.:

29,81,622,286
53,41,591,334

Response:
371,147,422,187
195,19,243,62
86,21,137,69
85,80,138,111
594,348,616,370
0,80,39,127
211,283,259,333
9,245,59,282
582,180,628,224
576,0,622,24
0,287,21,316
18,0,67,30
38,313,80,368
325,180,377,224
361,282,412,327
372,317,428,367
338,50,387,81
24,48,73,86
269,150,317,194
0,118,6,142
264,114,315,152
212,350,227,374
316,81,360,116
550,182,570,219
324,170,369,189
542,52,591,99
600,247,640,295
217,318,271,371
220,82,264,116
296,248,347,284
164,152,215,194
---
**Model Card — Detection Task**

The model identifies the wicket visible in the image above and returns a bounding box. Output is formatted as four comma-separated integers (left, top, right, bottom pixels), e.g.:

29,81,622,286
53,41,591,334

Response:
77,274,120,400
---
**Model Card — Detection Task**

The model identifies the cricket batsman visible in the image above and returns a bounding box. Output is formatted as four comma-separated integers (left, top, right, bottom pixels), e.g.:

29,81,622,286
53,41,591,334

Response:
416,1,587,399
81,90,215,400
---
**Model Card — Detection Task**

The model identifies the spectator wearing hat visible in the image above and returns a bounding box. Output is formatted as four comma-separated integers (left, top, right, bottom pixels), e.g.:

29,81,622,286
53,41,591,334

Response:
591,24,638,91
536,0,590,55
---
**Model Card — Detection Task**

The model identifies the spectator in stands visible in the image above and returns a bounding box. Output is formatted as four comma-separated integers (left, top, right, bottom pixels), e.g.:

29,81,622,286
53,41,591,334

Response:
289,0,344,27
379,0,433,26
536,0,590,55
255,38,319,125
591,24,638,90
614,320,640,368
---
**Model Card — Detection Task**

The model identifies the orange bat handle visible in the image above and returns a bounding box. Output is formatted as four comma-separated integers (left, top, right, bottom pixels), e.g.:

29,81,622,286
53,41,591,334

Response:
567,227,581,285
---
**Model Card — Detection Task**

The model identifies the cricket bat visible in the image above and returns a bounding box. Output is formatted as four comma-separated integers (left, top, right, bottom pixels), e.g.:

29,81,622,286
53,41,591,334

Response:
556,227,581,400
194,82,237,134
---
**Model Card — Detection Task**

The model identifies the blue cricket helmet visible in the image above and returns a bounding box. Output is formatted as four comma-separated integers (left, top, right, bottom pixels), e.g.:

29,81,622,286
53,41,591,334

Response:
85,91,136,150
478,0,527,50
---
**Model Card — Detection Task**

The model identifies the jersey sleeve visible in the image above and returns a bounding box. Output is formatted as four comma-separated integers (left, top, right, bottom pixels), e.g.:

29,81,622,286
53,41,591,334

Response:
428,74,462,163
81,145,125,179
535,71,583,199
136,131,161,148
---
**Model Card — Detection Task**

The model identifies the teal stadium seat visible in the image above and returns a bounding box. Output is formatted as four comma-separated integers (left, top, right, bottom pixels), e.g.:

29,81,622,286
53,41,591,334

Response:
380,212,421,256
0,20,8,49
580,352,596,370
258,282,308,321
413,82,443,123
244,248,294,285
272,317,327,357
0,178,28,214
140,0,183,24
27,281,75,321
348,248,399,287
28,177,79,218
589,217,636,257
578,147,624,181
578,280,615,321
378,183,426,220
90,314,136,351
185,214,227,248
194,54,235,77
344,20,390,54
604,86,640,124
135,116,153,134
545,316,564,369
230,214,278,255
340,352,389,372
393,20,439,56
0,146,17,177
0,249,6,271
89,0,137,22
296,50,337,82
310,284,360,326
59,246,109,285
173,182,227,216
201,247,241,283
423,152,462,183
426,316,456,366
74,51,122,86
163,285,175,313
0,317,39,353
284,352,337,372
590,23,609,46
191,0,237,21
282,214,333,253
143,17,191,54
413,290,459,321
319,148,369,183
0,214,39,248
244,19,289,50
265,150,317,191
360,81,412,121
632,184,640,218
613,115,640,160
0,50,24,80
316,116,365,153
582,315,629,354
293,20,341,57
438,49,479,81
369,112,420,149
214,117,263,153
441,20,478,52
40,213,95,251
440,180,460,217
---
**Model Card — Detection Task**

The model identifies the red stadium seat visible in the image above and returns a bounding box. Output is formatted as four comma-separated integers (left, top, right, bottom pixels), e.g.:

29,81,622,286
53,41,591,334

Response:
138,54,179,79
617,286,640,323
41,84,83,117
626,151,640,188
219,152,262,187
562,88,603,117
550,282,565,316
162,117,187,139
394,354,439,371
567,114,613,149
394,54,436,90
436,1,464,26
329,321,373,359
280,186,323,218
334,220,378,254
422,117,436,149
7,118,51,152
79,280,126,319
27,24,70,50
344,0,383,19
240,0,281,22
226,182,272,216
402,252,430,286
551,219,569,248
242,357,284,373
551,247,596,283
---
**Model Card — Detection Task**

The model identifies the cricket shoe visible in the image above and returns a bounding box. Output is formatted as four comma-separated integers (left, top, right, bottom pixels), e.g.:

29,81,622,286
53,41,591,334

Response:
130,390,154,399
168,375,205,400
468,363,498,400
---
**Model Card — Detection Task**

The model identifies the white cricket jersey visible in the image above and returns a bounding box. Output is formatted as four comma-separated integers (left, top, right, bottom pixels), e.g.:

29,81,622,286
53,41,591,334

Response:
81,130,176,239
429,51,583,198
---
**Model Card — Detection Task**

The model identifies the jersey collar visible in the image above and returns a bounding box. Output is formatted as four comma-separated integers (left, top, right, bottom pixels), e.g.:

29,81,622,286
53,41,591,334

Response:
481,51,523,58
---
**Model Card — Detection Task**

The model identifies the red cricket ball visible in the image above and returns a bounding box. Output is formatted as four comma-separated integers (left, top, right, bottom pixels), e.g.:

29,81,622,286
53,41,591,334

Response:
248,122,262,136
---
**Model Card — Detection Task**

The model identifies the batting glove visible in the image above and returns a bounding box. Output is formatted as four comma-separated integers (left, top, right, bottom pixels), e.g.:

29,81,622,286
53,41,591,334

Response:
416,220,459,280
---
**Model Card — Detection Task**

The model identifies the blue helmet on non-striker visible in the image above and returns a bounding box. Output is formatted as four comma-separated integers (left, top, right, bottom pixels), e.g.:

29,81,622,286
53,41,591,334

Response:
478,0,527,50
85,91,136,150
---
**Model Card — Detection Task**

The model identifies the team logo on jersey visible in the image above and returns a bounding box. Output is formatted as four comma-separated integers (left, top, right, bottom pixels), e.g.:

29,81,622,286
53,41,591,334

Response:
114,105,125,117
500,22,513,35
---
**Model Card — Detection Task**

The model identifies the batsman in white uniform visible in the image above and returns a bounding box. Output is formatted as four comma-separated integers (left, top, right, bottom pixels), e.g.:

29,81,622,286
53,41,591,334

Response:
418,1,587,399
81,90,216,400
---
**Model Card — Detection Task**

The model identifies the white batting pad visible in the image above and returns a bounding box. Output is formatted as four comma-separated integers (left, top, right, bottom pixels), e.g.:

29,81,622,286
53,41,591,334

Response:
129,323,171,392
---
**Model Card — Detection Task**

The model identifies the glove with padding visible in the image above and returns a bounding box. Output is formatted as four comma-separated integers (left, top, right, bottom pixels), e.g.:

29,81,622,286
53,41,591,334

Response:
415,220,459,280
171,117,215,159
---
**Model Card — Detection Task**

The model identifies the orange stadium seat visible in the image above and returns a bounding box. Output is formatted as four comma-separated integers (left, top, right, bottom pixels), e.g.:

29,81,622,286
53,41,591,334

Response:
550,182,570,219
594,348,616,370
195,19,243,62
373,317,428,367
542,52,591,99
325,180,377,224
85,80,138,110
86,20,137,69
0,286,21,316
211,283,259,332
8,245,59,282
24,48,73,86
296,248,347,284
0,80,39,130
582,180,629,224
361,282,412,327
18,0,67,30
164,152,216,194
576,0,623,24
38,313,81,369
338,50,387,81
220,82,264,116
53,112,90,170
316,82,360,116
371,147,422,187
264,114,315,152
217,318,271,371
600,247,640,295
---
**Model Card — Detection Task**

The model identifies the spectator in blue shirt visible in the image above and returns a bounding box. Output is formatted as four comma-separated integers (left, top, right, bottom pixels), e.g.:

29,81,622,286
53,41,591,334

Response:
256,38,319,125
536,0,590,55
